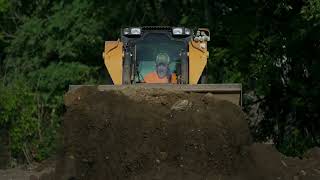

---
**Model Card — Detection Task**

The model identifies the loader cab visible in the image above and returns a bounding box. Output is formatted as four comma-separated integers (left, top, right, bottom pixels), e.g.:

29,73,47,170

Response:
134,33,186,83
103,26,210,85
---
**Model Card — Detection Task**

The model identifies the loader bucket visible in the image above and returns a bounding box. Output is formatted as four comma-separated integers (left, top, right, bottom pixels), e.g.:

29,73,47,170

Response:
66,84,242,106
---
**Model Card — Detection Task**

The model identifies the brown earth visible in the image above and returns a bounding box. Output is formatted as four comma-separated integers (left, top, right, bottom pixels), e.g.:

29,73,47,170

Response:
52,87,320,180
0,160,55,180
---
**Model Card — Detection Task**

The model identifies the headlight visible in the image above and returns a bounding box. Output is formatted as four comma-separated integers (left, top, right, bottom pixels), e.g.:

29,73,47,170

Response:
130,28,141,35
172,27,183,35
185,28,191,35
123,28,130,35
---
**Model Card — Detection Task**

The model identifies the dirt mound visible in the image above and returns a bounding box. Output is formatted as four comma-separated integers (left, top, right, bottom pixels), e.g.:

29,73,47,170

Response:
54,87,320,180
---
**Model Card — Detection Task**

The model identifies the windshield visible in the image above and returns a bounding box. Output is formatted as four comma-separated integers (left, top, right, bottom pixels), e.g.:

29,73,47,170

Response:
135,33,186,83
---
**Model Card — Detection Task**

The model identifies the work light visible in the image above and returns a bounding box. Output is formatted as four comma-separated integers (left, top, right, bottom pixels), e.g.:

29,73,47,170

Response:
172,27,183,35
130,28,141,35
185,28,191,35
123,28,130,35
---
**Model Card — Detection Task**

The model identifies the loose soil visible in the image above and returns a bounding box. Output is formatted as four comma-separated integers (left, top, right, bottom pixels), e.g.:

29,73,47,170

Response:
53,86,320,180
2,86,319,180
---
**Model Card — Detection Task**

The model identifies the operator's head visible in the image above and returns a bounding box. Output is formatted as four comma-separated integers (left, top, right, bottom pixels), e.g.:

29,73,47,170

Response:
155,53,170,78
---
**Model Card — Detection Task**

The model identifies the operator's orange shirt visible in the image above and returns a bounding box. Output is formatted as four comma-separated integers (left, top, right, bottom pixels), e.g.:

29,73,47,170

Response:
144,72,177,83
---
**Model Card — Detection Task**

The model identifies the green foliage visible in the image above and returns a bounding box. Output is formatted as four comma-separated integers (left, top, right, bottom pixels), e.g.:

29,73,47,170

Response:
0,0,99,161
0,0,9,13
0,62,96,161
206,0,320,155
277,128,315,157
0,80,39,160
4,0,103,74
301,0,320,21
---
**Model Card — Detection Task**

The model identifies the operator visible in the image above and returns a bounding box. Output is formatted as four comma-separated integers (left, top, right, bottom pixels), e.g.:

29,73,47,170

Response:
144,53,177,83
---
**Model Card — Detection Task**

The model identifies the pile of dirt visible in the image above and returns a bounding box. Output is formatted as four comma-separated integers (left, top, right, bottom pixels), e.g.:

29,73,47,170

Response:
54,87,320,180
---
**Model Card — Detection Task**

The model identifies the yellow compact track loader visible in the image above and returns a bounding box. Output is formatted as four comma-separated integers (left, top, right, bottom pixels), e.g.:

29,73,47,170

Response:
70,26,242,105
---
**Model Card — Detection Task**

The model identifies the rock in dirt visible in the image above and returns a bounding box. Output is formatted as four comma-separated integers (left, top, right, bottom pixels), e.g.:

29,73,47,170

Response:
201,93,214,103
170,99,192,111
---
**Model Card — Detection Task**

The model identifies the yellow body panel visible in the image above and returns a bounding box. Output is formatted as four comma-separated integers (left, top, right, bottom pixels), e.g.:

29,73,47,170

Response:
188,40,209,84
103,40,123,85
